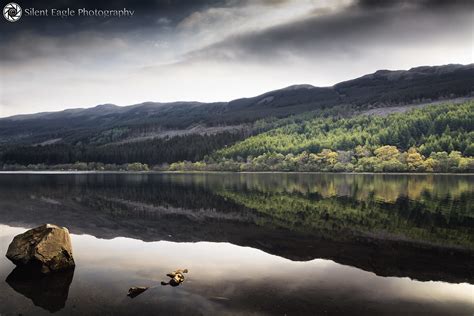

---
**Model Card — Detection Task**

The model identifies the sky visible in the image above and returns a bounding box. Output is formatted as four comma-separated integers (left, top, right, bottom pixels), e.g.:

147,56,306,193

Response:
0,0,473,117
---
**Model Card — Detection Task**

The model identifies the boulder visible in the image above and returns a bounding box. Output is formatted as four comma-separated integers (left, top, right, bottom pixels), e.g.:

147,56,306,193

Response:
6,224,75,273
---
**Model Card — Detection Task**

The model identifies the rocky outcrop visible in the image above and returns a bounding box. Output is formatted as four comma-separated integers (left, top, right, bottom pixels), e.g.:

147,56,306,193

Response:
6,224,75,273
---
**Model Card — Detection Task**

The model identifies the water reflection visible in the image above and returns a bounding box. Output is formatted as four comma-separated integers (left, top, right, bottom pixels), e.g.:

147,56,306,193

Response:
5,266,74,312
0,225,473,315
0,174,474,283
0,173,472,284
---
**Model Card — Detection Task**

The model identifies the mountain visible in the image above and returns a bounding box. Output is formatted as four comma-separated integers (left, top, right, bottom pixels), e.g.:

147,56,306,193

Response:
1,64,473,145
0,64,473,168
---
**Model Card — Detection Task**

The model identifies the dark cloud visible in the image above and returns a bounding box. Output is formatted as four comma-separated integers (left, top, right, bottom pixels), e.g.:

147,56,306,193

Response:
3,0,470,62
0,0,239,63
0,0,236,39
356,0,474,9
185,0,473,63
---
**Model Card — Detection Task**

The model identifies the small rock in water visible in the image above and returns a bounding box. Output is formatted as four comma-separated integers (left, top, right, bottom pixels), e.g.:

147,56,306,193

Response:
6,224,75,274
161,268,188,286
127,286,149,298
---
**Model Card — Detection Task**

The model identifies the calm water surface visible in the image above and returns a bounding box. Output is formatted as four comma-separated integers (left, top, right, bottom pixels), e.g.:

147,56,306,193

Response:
0,173,472,315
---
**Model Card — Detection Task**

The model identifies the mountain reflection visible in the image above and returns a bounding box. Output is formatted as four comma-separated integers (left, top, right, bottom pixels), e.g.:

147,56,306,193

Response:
0,173,472,283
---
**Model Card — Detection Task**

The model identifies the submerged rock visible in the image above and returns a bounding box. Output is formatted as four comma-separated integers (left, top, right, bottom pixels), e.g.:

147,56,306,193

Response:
6,224,75,273
127,286,149,298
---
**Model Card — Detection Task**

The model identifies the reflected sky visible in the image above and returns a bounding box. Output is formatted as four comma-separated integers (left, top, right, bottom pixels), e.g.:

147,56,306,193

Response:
1,224,473,315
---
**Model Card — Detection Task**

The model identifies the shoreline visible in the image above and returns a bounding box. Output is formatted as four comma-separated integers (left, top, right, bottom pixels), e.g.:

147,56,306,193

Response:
0,170,473,176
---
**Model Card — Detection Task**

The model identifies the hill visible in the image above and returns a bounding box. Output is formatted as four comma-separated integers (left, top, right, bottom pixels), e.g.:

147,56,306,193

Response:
0,64,473,170
171,101,474,173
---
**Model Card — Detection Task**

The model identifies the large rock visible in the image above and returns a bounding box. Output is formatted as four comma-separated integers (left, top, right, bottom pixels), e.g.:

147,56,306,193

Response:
6,224,75,273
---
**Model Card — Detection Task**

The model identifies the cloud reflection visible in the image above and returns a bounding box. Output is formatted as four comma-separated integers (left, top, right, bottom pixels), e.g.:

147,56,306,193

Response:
1,225,472,315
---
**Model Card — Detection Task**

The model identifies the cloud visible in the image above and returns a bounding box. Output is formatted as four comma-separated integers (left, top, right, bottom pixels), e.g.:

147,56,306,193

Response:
175,0,351,46
184,0,473,64
0,0,472,117
355,0,474,9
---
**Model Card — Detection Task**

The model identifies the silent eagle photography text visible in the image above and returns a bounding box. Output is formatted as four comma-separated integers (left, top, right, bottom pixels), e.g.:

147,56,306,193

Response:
24,7,135,17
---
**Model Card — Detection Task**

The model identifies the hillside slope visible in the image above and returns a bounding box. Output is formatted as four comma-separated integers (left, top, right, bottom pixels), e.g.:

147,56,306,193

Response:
171,101,474,173
0,64,473,169
1,64,472,147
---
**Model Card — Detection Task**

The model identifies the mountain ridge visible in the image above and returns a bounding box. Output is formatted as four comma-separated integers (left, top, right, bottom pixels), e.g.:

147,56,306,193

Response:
2,63,473,123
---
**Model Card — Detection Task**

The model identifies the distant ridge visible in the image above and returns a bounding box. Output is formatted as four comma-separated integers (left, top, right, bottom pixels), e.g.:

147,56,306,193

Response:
0,63,473,147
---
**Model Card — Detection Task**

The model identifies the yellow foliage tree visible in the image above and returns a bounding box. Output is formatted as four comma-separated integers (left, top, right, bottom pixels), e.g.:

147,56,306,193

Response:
406,147,425,171
374,145,400,161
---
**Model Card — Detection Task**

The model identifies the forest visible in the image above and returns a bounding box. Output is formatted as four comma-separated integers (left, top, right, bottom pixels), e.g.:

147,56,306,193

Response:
0,131,246,167
1,101,473,173
169,101,474,172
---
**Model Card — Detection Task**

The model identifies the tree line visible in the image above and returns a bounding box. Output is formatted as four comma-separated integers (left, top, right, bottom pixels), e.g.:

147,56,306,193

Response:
0,131,246,166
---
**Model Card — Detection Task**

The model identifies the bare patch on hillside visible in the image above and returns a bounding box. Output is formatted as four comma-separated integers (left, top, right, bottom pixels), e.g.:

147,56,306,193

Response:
360,97,474,117
112,124,247,144
36,138,62,146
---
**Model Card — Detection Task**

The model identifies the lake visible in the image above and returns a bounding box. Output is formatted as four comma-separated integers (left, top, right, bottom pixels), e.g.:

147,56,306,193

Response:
0,173,472,315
